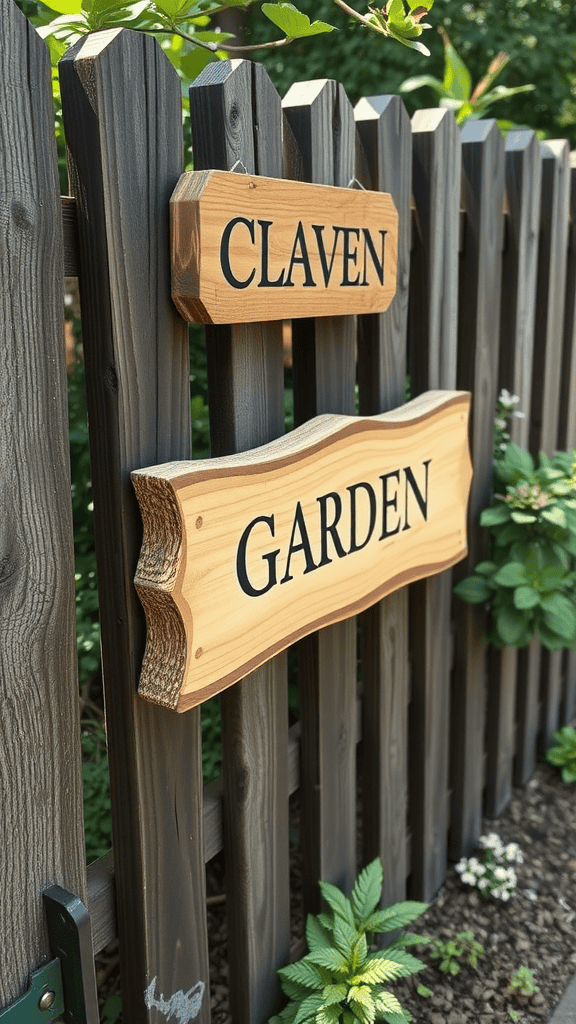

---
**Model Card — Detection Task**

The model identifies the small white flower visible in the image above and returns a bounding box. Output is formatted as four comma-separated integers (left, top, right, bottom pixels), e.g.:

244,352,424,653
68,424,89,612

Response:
494,866,508,881
495,418,507,429
478,877,489,890
455,859,468,874
461,871,477,886
500,890,511,902
492,888,502,900
513,410,525,418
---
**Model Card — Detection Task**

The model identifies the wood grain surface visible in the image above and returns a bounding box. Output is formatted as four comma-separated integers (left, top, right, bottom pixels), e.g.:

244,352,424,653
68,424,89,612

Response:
559,152,576,725
60,28,210,1024
532,140,571,754
282,78,359,914
0,1,86,1005
189,58,290,1024
354,94,412,908
451,119,505,858
408,107,461,897
133,392,471,710
485,131,542,816
171,170,398,323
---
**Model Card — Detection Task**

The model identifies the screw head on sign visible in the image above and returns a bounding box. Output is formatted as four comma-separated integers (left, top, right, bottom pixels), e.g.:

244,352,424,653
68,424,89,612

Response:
38,990,56,1011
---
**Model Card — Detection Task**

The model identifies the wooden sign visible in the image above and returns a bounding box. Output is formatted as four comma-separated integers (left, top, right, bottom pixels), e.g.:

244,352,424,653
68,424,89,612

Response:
132,391,472,712
170,170,398,324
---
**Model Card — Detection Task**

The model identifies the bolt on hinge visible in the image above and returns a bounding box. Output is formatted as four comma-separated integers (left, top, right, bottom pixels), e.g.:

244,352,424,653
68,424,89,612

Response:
0,886,99,1024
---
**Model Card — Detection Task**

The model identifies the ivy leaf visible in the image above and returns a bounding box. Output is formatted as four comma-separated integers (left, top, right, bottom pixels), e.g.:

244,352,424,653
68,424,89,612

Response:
261,3,335,39
351,857,383,925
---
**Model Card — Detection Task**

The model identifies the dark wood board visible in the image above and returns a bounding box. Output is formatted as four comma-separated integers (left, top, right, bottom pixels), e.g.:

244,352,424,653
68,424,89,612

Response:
486,131,542,817
0,1,86,1005
451,119,505,857
529,141,570,754
354,93,412,907
60,29,210,1024
283,79,358,914
189,58,290,1024
558,152,576,726
408,107,461,895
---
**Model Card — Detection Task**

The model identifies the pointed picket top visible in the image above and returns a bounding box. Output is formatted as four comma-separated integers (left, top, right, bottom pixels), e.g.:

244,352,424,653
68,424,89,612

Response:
282,78,355,187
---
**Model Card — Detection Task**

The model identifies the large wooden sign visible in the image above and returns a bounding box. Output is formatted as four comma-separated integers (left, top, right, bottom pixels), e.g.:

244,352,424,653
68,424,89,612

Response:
132,391,472,712
170,170,398,324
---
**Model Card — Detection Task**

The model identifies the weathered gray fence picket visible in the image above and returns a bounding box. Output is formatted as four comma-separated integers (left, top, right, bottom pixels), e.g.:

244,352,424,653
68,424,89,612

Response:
2,4,576,1023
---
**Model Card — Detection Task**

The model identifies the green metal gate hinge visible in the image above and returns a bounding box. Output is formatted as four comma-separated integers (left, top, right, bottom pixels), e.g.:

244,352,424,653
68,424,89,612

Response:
0,886,99,1024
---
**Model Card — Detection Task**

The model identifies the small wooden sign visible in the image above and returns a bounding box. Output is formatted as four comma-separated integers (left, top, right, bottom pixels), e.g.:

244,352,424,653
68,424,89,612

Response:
132,391,472,712
170,170,398,324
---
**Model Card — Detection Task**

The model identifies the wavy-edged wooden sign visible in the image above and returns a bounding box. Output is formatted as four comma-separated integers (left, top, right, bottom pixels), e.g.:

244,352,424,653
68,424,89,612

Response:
170,170,398,324
132,391,472,712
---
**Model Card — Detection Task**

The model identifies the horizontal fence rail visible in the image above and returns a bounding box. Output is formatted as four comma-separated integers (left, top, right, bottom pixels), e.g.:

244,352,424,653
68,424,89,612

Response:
2,7,576,1023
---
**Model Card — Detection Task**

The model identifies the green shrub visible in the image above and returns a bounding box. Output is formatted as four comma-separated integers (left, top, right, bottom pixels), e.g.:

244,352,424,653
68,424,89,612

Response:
545,725,576,783
269,857,428,1024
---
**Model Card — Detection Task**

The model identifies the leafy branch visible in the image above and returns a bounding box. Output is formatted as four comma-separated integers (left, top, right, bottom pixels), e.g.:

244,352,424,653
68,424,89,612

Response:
33,0,436,67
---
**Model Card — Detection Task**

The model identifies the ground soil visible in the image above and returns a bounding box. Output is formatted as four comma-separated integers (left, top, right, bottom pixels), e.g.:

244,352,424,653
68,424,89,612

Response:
96,759,576,1023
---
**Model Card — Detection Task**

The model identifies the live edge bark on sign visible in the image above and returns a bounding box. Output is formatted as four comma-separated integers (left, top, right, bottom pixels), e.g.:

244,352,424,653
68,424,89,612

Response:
132,390,472,712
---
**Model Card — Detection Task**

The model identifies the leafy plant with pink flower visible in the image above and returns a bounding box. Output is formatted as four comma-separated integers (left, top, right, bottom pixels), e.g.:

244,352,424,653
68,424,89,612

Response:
454,438,576,650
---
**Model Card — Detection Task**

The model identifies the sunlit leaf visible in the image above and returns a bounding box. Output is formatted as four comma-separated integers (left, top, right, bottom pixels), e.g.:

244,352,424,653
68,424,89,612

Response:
262,2,335,39
41,0,82,12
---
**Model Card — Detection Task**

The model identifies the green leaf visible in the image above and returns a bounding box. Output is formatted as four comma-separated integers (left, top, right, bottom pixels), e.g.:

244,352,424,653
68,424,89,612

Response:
103,993,122,1024
493,562,527,587
500,443,535,482
279,960,324,990
364,901,427,933
399,74,447,98
306,914,332,952
511,510,537,524
315,1005,342,1024
306,948,349,974
474,561,497,577
318,881,355,927
294,992,324,1024
541,505,567,528
541,593,576,641
180,47,220,81
42,0,82,11
261,3,335,39
479,504,511,527
441,30,472,101
321,984,347,1007
495,605,527,645
351,857,383,925
374,990,404,1016
453,575,491,603
332,914,358,959
514,586,539,610
379,947,426,976
352,958,403,985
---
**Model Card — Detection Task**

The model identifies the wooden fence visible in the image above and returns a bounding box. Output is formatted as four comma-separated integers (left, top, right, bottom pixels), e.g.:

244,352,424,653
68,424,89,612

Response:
2,1,576,1021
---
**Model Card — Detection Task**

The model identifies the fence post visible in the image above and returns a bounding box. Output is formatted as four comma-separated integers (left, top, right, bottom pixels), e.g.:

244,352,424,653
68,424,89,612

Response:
485,130,542,816
282,79,358,914
451,120,505,857
60,29,210,1023
531,140,571,753
559,152,576,724
354,94,412,907
0,0,86,1007
188,59,290,1024
408,107,461,896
